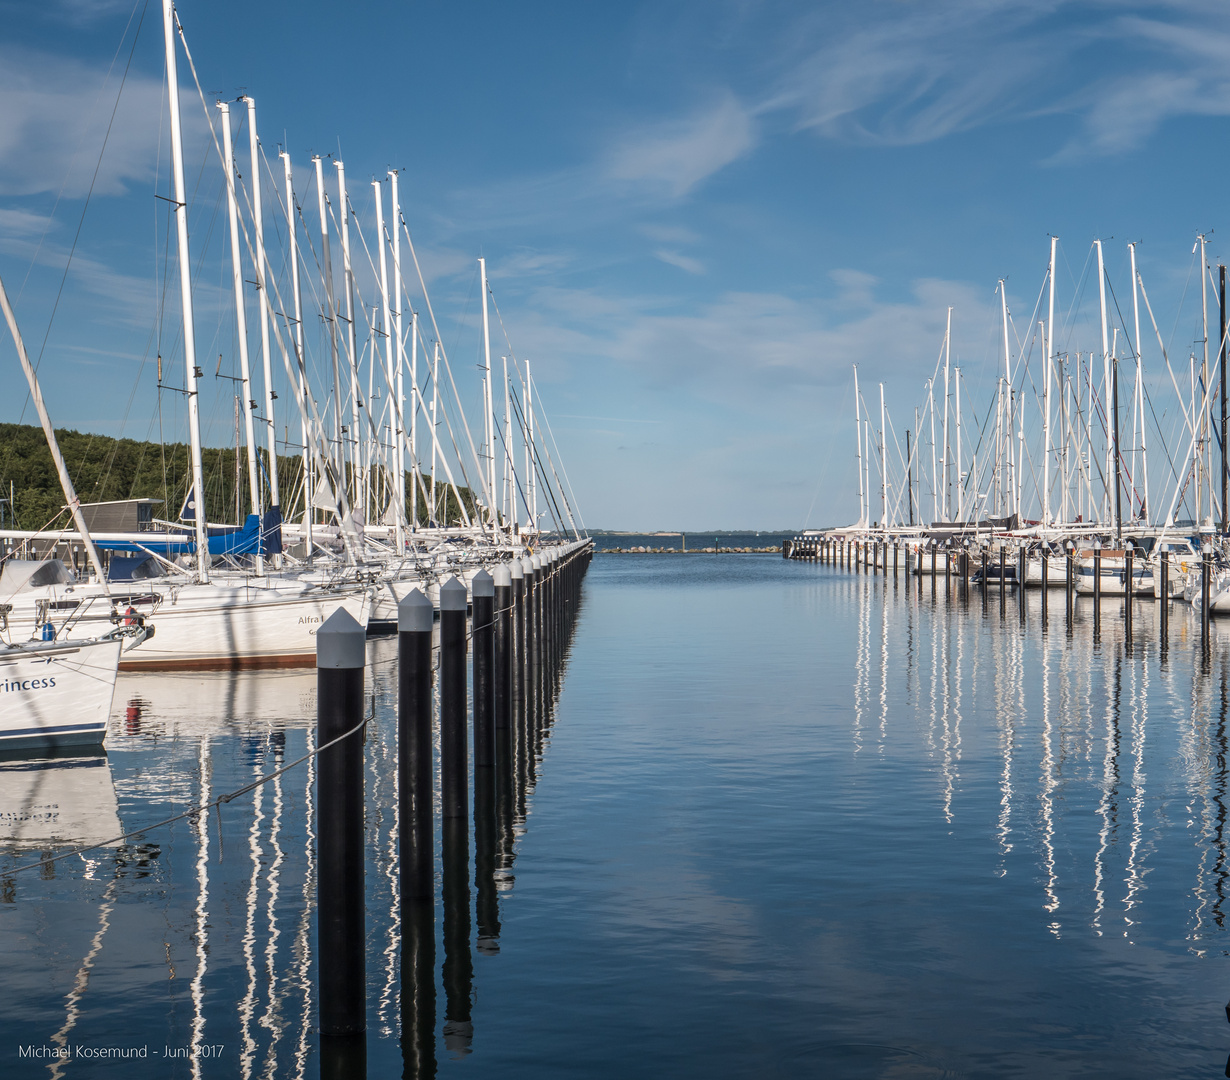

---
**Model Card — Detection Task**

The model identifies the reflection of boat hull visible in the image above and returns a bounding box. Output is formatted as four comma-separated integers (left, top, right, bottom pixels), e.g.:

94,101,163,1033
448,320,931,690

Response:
114,661,325,739
0,750,121,847
0,637,122,749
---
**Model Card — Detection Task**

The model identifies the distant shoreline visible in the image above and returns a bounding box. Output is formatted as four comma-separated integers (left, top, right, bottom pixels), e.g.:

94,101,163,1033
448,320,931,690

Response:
596,546,781,555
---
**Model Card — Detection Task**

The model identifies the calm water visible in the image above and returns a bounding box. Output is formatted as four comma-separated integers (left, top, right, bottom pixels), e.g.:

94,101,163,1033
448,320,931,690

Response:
3,555,1230,1077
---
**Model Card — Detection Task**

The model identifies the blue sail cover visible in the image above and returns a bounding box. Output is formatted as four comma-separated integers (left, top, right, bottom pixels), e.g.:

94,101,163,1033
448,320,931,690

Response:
262,505,283,556
97,514,265,557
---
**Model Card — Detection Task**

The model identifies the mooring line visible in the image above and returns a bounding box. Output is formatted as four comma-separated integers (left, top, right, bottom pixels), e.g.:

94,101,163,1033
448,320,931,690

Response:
2,702,374,878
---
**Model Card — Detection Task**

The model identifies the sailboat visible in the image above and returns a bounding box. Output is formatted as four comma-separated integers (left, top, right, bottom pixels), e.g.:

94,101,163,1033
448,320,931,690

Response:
0,0,376,671
0,257,151,746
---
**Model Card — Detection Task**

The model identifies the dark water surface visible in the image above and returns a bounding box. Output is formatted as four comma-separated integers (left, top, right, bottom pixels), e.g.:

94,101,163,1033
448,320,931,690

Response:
3,555,1230,1078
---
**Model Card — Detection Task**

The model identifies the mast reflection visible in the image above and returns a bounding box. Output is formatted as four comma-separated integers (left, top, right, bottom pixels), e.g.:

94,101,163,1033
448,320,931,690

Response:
851,581,1230,944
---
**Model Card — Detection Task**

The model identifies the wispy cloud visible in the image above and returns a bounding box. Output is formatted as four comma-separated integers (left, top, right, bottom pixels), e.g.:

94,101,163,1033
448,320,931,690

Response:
655,249,706,275
0,208,54,236
1049,14,1230,160
829,269,878,308
0,46,165,198
761,1,1230,160
767,6,1050,146
512,274,996,410
606,94,756,197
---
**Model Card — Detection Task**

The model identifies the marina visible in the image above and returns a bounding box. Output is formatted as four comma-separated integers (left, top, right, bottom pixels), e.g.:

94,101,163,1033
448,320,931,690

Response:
8,2,1230,1076
3,553,1230,1077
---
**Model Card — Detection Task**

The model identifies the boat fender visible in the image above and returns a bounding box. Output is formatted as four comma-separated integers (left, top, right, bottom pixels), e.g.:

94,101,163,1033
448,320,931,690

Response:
41,622,55,641
123,605,142,627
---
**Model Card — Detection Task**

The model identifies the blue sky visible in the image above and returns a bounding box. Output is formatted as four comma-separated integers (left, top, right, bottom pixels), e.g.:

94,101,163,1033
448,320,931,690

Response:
2,0,1230,530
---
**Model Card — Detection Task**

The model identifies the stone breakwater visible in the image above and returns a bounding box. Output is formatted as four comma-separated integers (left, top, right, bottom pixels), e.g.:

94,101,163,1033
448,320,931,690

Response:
599,546,780,554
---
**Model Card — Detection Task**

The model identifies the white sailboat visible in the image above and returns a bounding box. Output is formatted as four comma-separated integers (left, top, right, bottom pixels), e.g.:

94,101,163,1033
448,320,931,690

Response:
0,234,150,747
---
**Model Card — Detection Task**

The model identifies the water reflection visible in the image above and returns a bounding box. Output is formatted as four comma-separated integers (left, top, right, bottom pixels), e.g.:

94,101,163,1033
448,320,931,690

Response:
847,569,1230,947
0,749,121,850
0,589,586,1075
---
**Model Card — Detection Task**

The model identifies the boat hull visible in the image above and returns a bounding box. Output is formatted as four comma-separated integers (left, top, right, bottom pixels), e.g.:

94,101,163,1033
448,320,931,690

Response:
0,637,122,749
4,580,373,671
114,587,372,671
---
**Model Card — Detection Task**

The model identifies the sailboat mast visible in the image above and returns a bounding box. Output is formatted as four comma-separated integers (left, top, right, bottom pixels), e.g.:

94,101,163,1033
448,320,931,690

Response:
1221,263,1227,532
335,162,360,511
430,342,439,526
503,355,513,531
217,101,263,570
243,97,278,528
1129,242,1147,525
408,309,417,534
313,156,344,482
372,178,401,549
390,171,409,540
1095,239,1112,530
907,424,914,526
853,365,864,525
526,358,536,533
1198,233,1210,522
479,257,496,526
879,382,887,527
955,365,962,522
1112,329,1122,542
163,0,209,582
1045,238,1056,527
942,308,951,520
280,151,312,559
928,378,938,524
863,418,870,526
999,279,1013,516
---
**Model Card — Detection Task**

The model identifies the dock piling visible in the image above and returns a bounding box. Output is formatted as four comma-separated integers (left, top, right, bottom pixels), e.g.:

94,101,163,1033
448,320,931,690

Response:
397,588,434,902
1041,552,1048,623
1160,553,1169,643
1203,549,1213,639
440,576,469,822
472,569,495,770
316,607,367,1037
494,564,512,732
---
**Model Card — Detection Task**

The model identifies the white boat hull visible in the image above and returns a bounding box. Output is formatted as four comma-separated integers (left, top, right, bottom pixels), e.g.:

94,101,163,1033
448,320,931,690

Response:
0,637,122,749
1023,556,1070,587
5,580,372,671
1074,557,1153,597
